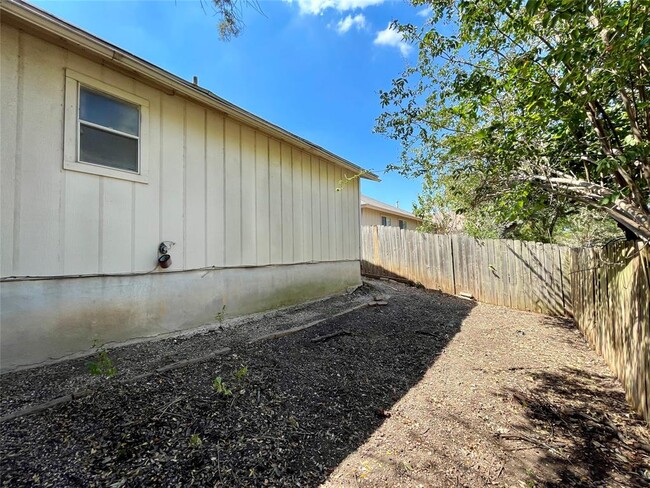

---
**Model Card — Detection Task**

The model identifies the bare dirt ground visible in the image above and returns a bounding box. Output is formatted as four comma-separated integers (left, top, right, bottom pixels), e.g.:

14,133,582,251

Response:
1,278,648,487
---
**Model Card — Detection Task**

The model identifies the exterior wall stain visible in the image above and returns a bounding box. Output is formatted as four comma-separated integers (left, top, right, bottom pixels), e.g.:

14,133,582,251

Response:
0,261,361,371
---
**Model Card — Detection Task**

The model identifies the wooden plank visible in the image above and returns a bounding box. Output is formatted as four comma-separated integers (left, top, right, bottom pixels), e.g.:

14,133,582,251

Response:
433,234,444,291
480,239,490,304
518,239,529,311
558,246,570,316
224,119,242,265
421,232,430,288
205,112,225,268
509,239,522,310
475,239,486,303
414,231,422,285
470,237,481,302
503,240,514,309
255,132,271,265
291,147,303,263
185,104,207,269
452,235,463,295
540,244,557,315
491,239,501,305
319,159,329,260
159,96,185,271
447,234,456,294
281,143,294,262
503,239,519,309
268,139,283,264
533,242,544,314
431,234,441,290
310,156,321,262
640,244,650,420
492,239,502,306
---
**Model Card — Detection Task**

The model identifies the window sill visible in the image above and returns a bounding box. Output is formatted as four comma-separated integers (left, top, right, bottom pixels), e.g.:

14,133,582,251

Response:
63,159,149,184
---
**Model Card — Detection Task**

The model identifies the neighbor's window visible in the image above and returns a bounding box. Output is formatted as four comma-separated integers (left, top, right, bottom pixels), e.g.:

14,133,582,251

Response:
78,86,140,172
399,220,407,230
64,69,149,183
381,216,391,226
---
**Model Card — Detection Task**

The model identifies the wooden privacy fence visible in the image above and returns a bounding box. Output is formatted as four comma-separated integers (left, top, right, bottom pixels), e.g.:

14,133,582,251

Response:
361,225,649,422
361,225,572,316
571,242,649,422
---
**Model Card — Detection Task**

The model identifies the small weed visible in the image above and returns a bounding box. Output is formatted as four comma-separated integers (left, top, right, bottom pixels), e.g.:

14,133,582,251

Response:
213,366,249,398
213,376,232,396
87,349,117,377
189,434,203,448
524,468,538,487
234,365,248,381
215,304,226,323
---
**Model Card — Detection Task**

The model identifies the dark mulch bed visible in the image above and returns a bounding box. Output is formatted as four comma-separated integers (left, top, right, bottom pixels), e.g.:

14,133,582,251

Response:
0,285,371,419
2,279,648,487
0,280,472,486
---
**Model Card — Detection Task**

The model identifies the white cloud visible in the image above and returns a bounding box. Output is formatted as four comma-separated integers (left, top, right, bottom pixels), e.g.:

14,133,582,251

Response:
335,13,366,34
286,0,386,15
416,6,433,18
373,24,412,56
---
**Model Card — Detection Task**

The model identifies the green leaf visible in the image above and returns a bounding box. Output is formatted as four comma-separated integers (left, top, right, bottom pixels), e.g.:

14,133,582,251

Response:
525,0,541,15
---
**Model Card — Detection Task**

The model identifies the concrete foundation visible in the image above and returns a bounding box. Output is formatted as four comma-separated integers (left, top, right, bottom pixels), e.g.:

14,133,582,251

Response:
0,260,361,371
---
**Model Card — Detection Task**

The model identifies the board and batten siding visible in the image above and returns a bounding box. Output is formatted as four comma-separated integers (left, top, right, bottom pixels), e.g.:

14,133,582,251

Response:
0,25,360,279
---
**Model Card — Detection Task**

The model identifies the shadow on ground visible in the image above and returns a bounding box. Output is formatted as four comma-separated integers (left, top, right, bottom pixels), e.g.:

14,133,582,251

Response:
501,319,650,487
0,278,476,486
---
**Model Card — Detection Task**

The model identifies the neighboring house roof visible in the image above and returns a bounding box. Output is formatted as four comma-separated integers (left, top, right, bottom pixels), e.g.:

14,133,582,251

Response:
0,0,379,182
360,194,423,221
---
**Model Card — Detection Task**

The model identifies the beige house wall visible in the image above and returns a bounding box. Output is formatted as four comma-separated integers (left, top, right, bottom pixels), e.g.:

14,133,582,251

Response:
0,23,363,370
361,208,421,230
1,25,361,279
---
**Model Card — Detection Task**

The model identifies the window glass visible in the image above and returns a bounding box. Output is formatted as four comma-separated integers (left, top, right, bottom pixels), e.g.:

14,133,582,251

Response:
79,124,138,172
80,86,139,136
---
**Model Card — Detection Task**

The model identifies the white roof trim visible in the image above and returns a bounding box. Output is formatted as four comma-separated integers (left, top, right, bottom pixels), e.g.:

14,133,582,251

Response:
360,194,422,220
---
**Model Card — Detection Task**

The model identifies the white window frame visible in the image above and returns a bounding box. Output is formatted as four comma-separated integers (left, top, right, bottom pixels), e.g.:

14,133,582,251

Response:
381,216,391,226
399,219,407,230
64,69,149,184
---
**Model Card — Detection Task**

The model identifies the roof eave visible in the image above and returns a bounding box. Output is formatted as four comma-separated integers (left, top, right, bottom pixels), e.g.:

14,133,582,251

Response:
361,203,422,221
0,0,380,182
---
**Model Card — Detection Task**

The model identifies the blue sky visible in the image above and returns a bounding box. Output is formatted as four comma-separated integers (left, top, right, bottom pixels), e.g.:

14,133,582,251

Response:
32,0,430,211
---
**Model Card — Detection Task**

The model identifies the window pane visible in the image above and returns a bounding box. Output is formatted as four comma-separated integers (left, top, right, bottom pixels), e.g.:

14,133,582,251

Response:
80,124,138,172
80,86,139,136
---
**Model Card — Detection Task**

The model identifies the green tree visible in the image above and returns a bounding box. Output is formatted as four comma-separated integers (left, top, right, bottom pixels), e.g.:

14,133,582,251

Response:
414,171,578,242
377,0,650,241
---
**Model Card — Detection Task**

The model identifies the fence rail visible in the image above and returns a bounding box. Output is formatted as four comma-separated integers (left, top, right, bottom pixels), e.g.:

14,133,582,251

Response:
361,225,649,421
361,225,571,316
